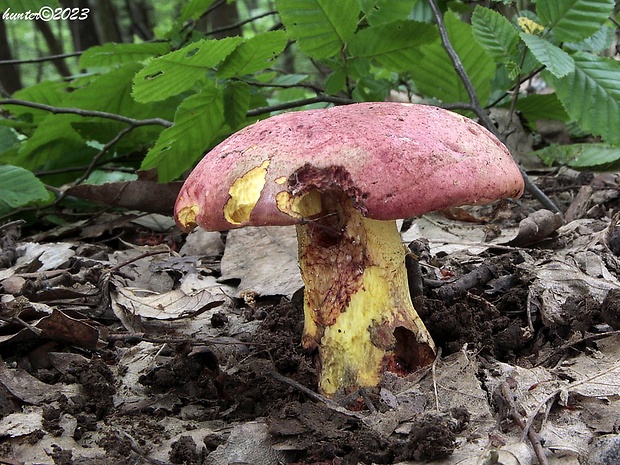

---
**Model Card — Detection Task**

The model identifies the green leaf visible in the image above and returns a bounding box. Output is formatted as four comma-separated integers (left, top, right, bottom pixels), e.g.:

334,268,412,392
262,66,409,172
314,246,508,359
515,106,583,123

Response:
471,6,520,64
15,114,97,173
324,68,348,94
276,0,360,59
568,144,620,168
359,0,417,26
0,165,49,213
348,20,437,72
537,0,615,43
546,53,620,144
4,81,70,126
511,94,569,127
533,143,620,168
217,31,288,78
79,42,171,68
565,25,615,53
520,33,574,78
132,37,243,103
223,80,251,131
141,86,225,182
0,126,18,154
179,0,216,22
63,63,149,115
410,12,496,105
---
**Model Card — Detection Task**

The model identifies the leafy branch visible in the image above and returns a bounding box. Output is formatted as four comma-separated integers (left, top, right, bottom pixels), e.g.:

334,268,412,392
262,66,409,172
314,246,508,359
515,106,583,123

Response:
427,0,561,214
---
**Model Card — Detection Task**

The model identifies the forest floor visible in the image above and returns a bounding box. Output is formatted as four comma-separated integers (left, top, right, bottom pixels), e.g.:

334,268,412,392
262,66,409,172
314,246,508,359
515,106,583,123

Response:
1,161,620,465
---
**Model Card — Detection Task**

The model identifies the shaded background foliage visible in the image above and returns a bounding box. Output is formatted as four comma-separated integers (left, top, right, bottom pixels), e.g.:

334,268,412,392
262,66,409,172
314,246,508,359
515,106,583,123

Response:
0,0,619,221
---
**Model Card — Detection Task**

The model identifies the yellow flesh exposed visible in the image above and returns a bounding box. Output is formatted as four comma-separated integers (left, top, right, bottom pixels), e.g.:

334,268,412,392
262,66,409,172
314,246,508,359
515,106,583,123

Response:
224,159,270,225
294,191,436,395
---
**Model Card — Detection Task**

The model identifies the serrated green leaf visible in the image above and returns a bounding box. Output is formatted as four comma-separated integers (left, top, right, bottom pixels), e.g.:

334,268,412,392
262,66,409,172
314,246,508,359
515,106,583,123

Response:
565,25,615,53
179,0,216,22
359,0,416,26
410,12,495,105
79,42,171,68
276,0,360,59
141,86,225,182
0,165,50,212
15,64,167,173
471,6,520,63
63,63,147,114
537,0,615,43
348,20,437,72
132,37,243,103
223,81,251,131
217,31,288,78
533,143,620,168
511,94,569,127
568,144,620,167
520,33,574,78
545,53,620,144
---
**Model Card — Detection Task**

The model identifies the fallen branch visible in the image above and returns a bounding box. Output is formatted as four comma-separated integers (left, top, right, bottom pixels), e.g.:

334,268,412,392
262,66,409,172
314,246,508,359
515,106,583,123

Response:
436,264,498,302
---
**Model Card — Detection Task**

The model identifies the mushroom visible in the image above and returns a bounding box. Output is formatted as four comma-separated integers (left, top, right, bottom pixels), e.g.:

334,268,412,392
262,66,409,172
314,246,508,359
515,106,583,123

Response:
174,102,524,396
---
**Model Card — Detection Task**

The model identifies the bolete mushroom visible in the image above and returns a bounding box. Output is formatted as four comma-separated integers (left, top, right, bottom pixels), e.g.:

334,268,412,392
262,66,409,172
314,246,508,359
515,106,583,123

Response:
174,102,524,395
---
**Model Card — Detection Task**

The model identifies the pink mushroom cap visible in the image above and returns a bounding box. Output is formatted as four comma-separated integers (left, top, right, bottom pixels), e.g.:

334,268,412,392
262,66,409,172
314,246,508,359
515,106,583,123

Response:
175,102,524,231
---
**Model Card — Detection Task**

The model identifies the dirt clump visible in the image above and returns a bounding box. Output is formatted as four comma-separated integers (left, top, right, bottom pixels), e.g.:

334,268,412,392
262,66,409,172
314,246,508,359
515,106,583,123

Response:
169,435,203,464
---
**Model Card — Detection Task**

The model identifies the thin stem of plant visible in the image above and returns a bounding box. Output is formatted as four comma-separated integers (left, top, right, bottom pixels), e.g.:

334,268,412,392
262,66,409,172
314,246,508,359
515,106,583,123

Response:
247,95,355,117
0,98,172,128
426,0,561,215
0,51,82,66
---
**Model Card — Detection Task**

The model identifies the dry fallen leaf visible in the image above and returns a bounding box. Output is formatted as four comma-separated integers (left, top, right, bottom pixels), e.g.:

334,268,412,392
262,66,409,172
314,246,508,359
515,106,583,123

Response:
219,226,303,298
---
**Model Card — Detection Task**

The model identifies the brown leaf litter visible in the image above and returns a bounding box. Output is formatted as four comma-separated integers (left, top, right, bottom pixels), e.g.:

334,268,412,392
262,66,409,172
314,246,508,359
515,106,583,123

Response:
0,169,620,464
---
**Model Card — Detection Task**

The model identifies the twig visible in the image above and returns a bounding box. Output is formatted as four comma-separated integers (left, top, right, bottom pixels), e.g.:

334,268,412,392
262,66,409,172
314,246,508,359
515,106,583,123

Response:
52,126,137,205
207,10,278,37
0,51,82,66
521,361,620,456
431,347,443,412
426,0,561,215
268,370,365,419
0,219,26,231
0,314,43,336
497,381,550,465
0,98,172,128
436,264,498,302
247,95,355,117
535,330,620,367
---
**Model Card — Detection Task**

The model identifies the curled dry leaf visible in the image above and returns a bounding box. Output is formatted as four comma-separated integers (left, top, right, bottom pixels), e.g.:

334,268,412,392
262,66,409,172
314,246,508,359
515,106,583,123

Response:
507,209,564,246
110,274,228,324
0,359,61,404
0,302,102,351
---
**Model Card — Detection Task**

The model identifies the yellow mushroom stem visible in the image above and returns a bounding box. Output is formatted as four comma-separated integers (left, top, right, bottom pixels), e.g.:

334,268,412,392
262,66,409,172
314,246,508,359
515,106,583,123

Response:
293,190,436,395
